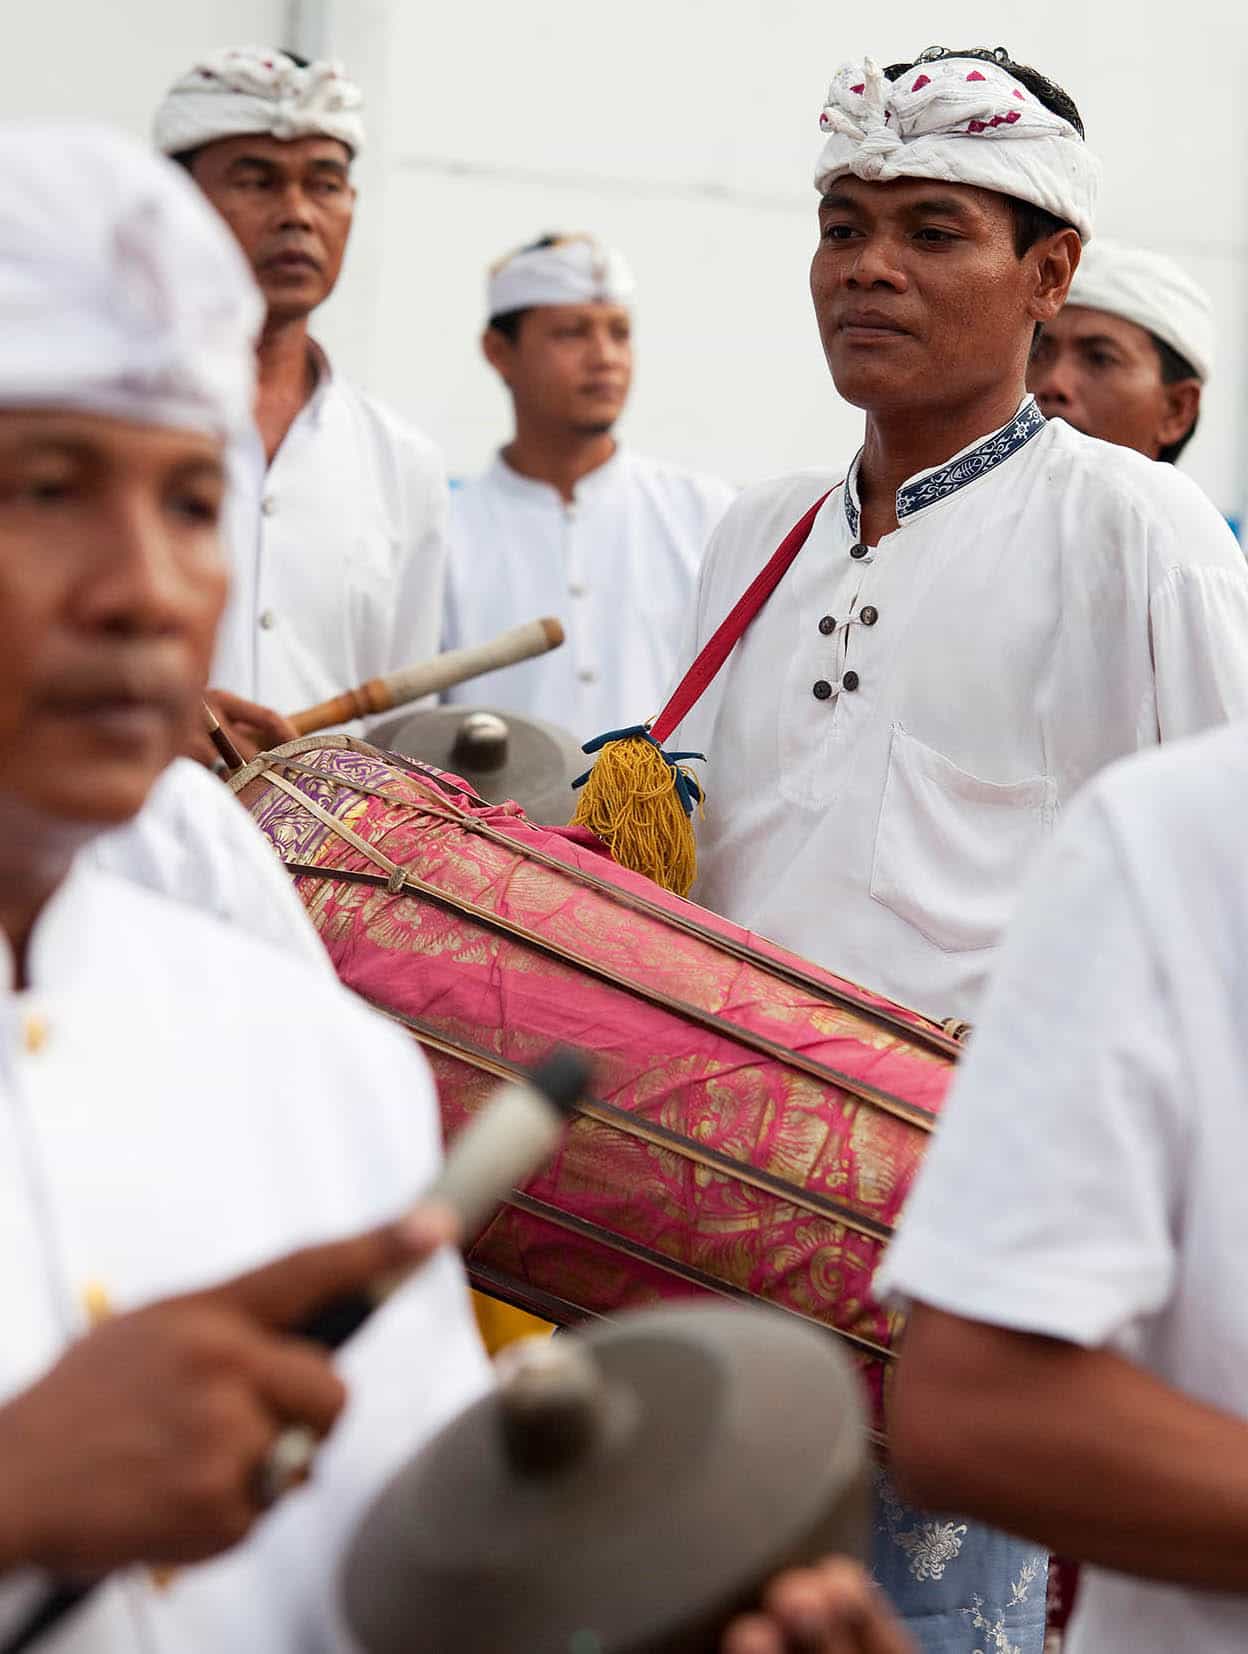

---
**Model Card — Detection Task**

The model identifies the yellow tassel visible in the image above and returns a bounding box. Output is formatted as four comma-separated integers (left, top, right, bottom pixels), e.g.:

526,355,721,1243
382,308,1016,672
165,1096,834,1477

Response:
569,733,699,896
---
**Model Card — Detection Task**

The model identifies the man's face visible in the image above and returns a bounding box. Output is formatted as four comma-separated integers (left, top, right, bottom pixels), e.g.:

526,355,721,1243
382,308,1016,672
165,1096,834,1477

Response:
0,410,227,829
1027,305,1201,459
187,134,356,324
810,177,1072,418
485,304,633,434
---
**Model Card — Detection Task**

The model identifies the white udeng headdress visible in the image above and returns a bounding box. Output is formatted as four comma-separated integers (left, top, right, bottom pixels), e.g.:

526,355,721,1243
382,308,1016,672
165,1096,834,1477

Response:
153,45,365,158
814,55,1099,242
487,235,636,320
1067,239,1212,381
0,122,261,437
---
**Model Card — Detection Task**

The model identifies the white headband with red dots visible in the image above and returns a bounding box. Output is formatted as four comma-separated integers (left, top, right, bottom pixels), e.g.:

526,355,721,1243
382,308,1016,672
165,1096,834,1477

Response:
153,45,365,159
814,56,1098,242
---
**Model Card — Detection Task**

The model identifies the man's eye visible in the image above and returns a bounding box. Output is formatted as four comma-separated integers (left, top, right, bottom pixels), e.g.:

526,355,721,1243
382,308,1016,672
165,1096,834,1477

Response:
821,224,856,241
1087,352,1119,370
169,493,221,526
20,477,74,505
915,228,956,243
310,179,343,195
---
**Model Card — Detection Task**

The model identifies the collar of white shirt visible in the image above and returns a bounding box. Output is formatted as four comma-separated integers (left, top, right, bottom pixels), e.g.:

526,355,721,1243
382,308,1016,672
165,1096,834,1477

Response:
487,446,625,507
842,397,1045,539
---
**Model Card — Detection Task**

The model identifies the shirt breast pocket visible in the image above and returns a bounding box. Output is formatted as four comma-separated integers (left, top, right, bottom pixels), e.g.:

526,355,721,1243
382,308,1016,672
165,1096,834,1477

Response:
870,723,1057,954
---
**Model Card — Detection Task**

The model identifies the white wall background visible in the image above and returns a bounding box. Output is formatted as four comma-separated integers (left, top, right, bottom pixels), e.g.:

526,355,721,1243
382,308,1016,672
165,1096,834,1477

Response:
6,1,1247,519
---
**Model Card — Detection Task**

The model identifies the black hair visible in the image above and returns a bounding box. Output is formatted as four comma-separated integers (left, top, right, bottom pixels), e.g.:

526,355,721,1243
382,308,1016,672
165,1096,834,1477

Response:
882,48,1083,256
486,235,564,339
1152,336,1201,464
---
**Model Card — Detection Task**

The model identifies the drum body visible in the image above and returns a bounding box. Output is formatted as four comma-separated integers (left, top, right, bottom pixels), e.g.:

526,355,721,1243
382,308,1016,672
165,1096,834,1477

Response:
231,737,956,1428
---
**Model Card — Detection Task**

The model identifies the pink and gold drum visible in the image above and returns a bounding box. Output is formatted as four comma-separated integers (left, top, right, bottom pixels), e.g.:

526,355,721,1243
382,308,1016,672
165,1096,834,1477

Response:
230,736,957,1430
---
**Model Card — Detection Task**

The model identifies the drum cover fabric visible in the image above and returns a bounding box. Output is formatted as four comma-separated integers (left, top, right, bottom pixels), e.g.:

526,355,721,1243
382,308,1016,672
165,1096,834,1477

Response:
230,736,957,1429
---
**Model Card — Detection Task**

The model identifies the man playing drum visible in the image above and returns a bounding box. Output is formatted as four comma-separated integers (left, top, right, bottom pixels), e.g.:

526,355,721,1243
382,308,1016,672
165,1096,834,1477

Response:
442,235,735,733
880,722,1248,1654
1028,238,1210,464
0,116,905,1654
662,43,1248,1653
153,46,451,760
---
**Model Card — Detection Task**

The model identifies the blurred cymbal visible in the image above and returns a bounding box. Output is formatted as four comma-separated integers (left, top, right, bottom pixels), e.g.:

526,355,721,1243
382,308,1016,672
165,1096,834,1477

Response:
369,705,583,823
341,1303,869,1654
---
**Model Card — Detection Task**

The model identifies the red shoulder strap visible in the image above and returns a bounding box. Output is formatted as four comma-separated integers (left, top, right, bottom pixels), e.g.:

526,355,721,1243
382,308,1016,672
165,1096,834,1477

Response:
650,488,835,744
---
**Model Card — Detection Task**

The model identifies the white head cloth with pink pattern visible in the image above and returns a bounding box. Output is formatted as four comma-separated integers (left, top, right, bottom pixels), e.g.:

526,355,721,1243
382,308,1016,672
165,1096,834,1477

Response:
814,54,1098,242
0,122,260,438
153,45,365,158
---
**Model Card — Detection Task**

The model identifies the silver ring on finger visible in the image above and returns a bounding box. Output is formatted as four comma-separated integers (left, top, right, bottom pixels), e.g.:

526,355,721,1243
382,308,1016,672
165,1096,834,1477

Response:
252,1424,318,1509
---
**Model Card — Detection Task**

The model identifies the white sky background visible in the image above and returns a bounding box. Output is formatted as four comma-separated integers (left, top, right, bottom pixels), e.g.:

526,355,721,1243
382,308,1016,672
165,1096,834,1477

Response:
7,0,1248,518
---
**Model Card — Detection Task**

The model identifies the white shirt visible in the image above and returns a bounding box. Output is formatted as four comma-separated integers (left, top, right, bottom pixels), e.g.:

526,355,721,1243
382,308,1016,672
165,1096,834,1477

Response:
0,861,490,1652
876,721,1248,1654
87,759,331,973
674,404,1248,1020
443,449,734,735
213,355,449,723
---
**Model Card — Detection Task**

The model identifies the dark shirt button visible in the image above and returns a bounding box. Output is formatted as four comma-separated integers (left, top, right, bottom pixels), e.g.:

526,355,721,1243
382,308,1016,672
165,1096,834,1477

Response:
859,605,879,626
841,670,860,692
812,679,833,701
849,542,869,560
818,614,836,636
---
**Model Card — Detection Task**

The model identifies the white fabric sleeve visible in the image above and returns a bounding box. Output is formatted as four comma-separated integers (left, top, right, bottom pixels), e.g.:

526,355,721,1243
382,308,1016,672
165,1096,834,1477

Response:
874,786,1188,1348
1151,563,1248,740
383,438,450,688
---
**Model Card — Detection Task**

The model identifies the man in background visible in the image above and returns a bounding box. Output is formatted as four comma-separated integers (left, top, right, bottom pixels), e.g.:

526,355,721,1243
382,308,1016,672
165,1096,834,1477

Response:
443,235,735,735
1028,238,1209,463
154,46,450,756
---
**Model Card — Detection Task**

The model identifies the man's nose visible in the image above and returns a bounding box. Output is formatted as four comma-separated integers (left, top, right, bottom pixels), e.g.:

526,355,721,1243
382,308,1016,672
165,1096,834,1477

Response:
273,181,315,231
1028,354,1074,407
76,496,217,637
844,236,909,292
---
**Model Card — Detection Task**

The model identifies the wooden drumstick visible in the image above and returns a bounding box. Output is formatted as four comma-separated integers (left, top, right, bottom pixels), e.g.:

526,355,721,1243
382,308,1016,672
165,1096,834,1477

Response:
202,701,245,772
287,617,566,737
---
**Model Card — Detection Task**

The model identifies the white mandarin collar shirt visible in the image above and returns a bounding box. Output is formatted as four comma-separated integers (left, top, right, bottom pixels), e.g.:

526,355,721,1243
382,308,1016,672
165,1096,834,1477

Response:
443,449,735,736
213,351,449,724
87,759,332,972
0,860,489,1652
674,403,1248,1022
877,722,1248,1654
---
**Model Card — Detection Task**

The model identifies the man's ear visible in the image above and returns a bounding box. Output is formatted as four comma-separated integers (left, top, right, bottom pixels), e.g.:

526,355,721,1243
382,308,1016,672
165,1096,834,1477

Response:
1157,379,1201,451
1029,228,1083,325
481,326,515,386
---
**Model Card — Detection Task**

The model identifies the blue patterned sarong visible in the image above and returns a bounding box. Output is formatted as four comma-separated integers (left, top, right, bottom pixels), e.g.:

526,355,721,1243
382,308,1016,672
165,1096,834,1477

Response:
871,1468,1047,1653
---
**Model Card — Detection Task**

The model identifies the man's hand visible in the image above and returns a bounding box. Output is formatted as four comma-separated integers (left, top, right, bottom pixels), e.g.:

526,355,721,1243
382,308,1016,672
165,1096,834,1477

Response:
721,1559,913,1654
0,1206,457,1575
186,689,298,768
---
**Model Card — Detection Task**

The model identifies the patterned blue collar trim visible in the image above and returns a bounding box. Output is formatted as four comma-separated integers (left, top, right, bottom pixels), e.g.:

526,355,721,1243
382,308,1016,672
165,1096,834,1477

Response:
842,400,1046,537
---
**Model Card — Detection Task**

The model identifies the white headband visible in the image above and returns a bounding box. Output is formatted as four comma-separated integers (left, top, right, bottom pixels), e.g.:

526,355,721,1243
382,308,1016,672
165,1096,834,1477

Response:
487,236,635,320
154,45,365,158
1067,239,1212,382
0,122,261,438
815,56,1099,242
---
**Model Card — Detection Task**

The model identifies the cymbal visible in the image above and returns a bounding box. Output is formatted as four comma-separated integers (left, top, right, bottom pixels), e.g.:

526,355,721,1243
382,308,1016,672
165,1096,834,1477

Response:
368,704,583,823
341,1303,869,1654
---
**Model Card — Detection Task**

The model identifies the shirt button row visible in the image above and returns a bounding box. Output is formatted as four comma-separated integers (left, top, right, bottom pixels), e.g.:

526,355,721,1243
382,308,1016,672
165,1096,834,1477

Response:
261,495,278,517
849,542,870,561
569,582,587,598
818,614,836,636
258,610,277,630
859,605,879,626
577,668,598,685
